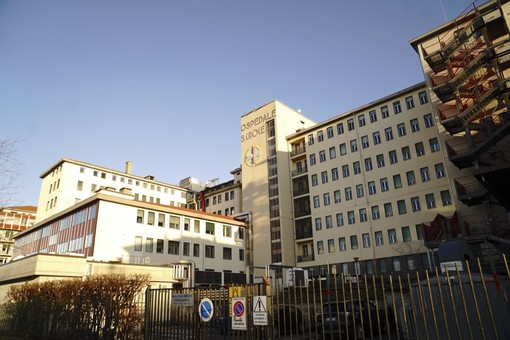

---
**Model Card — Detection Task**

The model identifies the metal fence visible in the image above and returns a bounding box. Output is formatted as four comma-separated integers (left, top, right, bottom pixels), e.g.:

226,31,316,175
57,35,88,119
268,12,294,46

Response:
145,256,510,339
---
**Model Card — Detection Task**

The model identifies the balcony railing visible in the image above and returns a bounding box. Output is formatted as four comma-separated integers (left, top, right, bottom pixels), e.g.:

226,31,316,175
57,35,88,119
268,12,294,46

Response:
297,254,315,263
290,146,306,157
291,166,308,177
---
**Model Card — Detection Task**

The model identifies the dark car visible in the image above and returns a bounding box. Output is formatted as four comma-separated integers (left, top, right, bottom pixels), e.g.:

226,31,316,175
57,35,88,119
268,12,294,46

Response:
273,304,305,336
316,299,393,339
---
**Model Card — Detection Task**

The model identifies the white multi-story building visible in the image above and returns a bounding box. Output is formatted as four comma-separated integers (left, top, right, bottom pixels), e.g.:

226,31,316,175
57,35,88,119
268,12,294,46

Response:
0,206,36,263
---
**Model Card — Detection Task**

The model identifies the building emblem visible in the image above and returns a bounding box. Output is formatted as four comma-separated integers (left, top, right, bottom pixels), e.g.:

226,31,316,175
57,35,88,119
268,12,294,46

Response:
245,145,262,166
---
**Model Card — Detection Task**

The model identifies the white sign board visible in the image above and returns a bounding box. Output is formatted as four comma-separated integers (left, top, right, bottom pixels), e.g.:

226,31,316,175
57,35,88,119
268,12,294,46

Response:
231,297,247,330
252,295,268,326
171,293,193,307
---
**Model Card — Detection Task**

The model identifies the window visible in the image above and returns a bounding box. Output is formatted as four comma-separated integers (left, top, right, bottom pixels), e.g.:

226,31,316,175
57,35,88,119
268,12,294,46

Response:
323,193,331,206
348,211,356,224
397,123,406,137
350,235,358,250
373,131,381,145
77,181,83,191
325,215,333,228
371,205,380,220
402,226,412,242
359,208,367,222
350,139,358,152
148,212,155,226
361,135,369,148
405,96,415,109
327,126,334,138
364,158,373,171
393,174,402,189
345,187,353,200
435,163,446,178
384,202,393,217
321,171,328,184
334,190,341,203
368,181,377,195
239,228,245,239
397,200,407,215
393,101,402,114
410,118,420,132
328,239,335,253
389,150,398,164
356,184,364,198
319,150,326,162
381,105,389,118
329,147,337,159
146,238,153,252
205,245,215,258
337,122,344,134
156,239,164,253
332,168,339,181
136,210,144,224
169,215,180,229
336,213,344,226
429,138,440,152
424,113,434,128
184,218,190,231
358,114,366,127
362,233,371,248
239,249,245,261
313,195,320,208
407,257,416,271
339,143,347,155
317,241,324,254
353,161,361,174
223,247,232,260
416,224,425,240
156,214,164,227
206,222,215,235
411,196,421,212
342,165,350,178
347,119,355,131
385,127,394,141
311,174,318,186
375,231,384,246
315,218,322,230
183,242,190,256
168,241,179,255
406,171,416,185
419,91,428,104
369,110,377,123
223,225,232,237
339,237,346,251
402,146,411,161
308,134,314,145
388,229,397,244
420,167,430,182
134,236,142,251
317,130,324,142
193,243,200,257
310,154,316,165
376,154,385,168
441,190,452,205
194,220,200,233
393,258,401,272
426,193,436,209
380,178,389,192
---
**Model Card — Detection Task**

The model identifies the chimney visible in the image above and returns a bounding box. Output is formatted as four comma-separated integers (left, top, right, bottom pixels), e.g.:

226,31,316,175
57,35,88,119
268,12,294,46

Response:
125,161,132,174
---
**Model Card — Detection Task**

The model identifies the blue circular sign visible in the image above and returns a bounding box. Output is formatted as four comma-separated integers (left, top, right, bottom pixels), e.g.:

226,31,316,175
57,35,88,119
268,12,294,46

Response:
199,298,214,322
233,301,244,317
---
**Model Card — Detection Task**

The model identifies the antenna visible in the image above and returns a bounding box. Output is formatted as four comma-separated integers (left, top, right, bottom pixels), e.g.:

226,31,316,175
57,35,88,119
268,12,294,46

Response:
439,0,448,22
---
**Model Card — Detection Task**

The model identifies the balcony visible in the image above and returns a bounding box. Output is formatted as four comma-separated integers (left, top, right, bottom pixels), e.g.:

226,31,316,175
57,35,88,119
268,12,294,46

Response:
290,146,306,158
294,208,311,218
291,165,308,177
297,254,315,263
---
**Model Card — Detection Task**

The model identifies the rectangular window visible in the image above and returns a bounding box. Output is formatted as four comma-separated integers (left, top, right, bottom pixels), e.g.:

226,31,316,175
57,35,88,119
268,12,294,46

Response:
411,197,421,212
223,247,232,260
402,226,412,242
339,237,346,251
347,119,355,131
317,241,324,254
364,157,373,171
405,96,415,109
350,235,358,250
311,174,318,186
429,138,440,152
169,215,180,229
134,236,142,251
348,210,356,224
156,239,164,253
359,208,367,222
384,202,393,217
206,222,215,235
239,249,245,261
397,200,407,215
194,220,200,233
402,146,411,161
353,161,361,174
420,167,430,182
389,150,398,164
397,123,406,137
148,212,155,226
380,178,389,192
345,187,353,200
184,218,190,231
334,190,341,203
329,147,336,159
308,134,314,145
326,215,333,228
319,150,326,162
393,101,402,114
424,113,434,128
393,258,401,272
362,233,370,248
328,239,335,253
356,184,364,198
371,205,380,220
336,213,344,226
388,229,397,244
369,110,377,123
315,217,322,230
361,135,369,148
327,126,334,138
393,174,402,189
332,168,339,181
158,214,165,227
313,195,320,208
205,245,215,258
406,171,416,185
373,131,381,145
309,154,316,165
375,231,383,246
381,105,389,118
350,139,358,152
426,193,436,209
342,165,350,178
358,114,366,127
419,91,428,104
136,210,144,224
416,224,425,240
193,243,200,257
377,154,385,168
168,241,179,255
77,181,83,191
337,122,344,134
435,163,446,178
317,130,324,142
368,181,377,195
410,118,420,132
321,171,328,183
146,237,153,252
223,225,232,237
323,193,331,206
441,190,452,206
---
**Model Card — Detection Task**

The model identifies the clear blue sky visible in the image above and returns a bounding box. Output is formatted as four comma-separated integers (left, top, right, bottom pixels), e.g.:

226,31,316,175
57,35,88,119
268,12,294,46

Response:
1,0,473,206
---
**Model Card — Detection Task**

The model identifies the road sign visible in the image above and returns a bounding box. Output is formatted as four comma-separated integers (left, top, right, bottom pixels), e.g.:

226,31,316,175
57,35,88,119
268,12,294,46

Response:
253,295,268,326
198,298,214,322
172,293,193,307
231,297,247,330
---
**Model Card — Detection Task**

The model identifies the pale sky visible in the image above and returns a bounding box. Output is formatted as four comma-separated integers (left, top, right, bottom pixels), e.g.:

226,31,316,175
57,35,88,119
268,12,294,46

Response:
1,0,473,206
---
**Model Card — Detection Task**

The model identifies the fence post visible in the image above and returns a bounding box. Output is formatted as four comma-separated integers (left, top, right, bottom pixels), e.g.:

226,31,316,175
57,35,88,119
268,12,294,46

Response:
263,275,272,339
144,285,151,340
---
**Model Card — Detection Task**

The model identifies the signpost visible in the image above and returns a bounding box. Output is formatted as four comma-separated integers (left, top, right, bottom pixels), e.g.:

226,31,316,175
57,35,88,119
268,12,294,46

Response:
231,297,247,330
252,295,268,326
198,298,214,322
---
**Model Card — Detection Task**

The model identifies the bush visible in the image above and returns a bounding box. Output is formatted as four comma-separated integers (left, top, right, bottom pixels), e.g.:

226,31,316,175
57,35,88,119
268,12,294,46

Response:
2,274,149,339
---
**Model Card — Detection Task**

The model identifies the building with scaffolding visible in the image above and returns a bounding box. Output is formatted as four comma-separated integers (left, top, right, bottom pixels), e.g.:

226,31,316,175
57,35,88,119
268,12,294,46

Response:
410,0,510,262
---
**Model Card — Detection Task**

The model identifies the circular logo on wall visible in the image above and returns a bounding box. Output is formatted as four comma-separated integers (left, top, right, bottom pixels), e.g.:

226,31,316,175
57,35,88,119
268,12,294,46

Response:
245,145,262,166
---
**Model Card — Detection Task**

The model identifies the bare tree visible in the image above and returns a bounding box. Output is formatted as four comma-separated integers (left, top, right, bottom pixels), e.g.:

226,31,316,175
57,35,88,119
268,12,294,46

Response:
0,138,20,206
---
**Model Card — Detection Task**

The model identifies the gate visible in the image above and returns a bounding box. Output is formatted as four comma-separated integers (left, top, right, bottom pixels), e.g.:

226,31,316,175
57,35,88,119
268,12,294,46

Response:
144,283,279,339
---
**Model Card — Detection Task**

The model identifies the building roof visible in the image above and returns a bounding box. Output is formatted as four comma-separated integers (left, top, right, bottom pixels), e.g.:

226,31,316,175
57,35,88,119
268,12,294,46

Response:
1,206,37,214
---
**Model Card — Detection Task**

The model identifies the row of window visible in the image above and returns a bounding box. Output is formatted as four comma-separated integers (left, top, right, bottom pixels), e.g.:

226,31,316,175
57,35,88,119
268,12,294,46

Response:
205,190,235,207
308,93,430,145
316,225,422,254
133,236,245,261
210,207,236,216
313,190,451,229
135,209,245,239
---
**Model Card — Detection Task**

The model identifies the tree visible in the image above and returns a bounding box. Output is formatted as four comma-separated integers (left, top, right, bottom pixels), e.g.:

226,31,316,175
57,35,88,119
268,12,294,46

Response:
0,138,20,206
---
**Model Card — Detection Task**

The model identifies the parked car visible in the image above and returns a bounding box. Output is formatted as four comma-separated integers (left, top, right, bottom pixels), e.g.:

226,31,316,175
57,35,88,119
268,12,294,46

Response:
316,299,393,339
273,304,305,336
